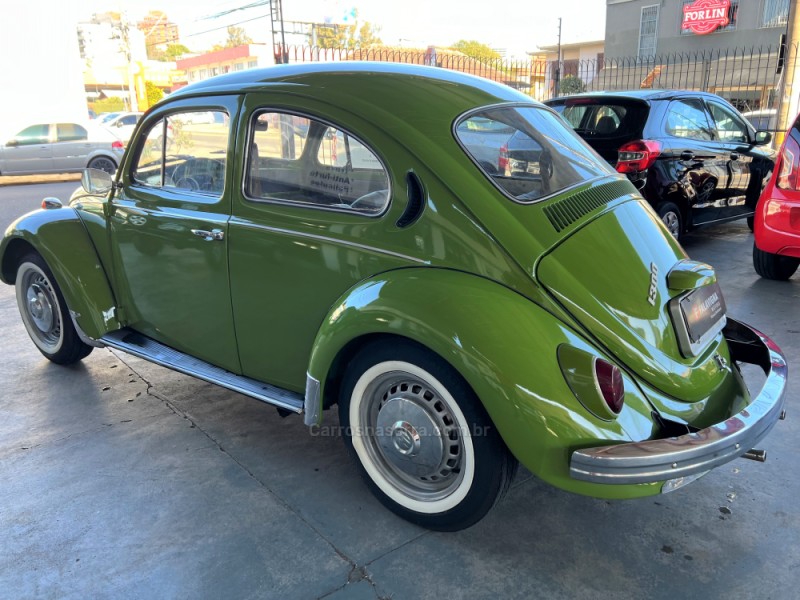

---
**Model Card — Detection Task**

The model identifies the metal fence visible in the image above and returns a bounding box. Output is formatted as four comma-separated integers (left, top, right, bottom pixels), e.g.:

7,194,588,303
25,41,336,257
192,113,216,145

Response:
277,42,800,132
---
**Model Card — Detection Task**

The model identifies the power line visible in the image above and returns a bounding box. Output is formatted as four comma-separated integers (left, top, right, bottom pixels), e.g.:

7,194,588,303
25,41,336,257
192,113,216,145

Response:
196,1,271,22
183,13,269,39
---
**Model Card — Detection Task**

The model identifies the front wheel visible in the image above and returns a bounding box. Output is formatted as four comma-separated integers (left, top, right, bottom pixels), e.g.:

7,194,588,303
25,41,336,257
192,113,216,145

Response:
339,340,517,531
656,202,683,240
15,253,93,364
753,244,799,280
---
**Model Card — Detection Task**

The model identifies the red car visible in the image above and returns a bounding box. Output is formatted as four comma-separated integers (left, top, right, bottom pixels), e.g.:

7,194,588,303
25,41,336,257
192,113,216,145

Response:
753,111,800,280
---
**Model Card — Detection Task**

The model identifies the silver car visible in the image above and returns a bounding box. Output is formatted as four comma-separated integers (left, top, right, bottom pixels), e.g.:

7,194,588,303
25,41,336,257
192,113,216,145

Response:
0,122,125,175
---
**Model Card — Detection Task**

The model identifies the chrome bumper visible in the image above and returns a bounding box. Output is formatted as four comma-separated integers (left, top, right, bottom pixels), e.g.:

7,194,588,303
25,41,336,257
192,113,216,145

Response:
570,318,787,486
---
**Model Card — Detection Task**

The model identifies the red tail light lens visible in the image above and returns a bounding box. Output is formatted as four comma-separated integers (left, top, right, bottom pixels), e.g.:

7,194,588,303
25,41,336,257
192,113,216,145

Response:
498,143,509,173
777,135,800,191
594,359,624,414
616,140,662,174
111,140,124,150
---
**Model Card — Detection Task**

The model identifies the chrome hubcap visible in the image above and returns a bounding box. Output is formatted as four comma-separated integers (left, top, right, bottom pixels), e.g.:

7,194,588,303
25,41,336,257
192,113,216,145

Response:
27,283,54,331
359,372,464,502
662,212,680,238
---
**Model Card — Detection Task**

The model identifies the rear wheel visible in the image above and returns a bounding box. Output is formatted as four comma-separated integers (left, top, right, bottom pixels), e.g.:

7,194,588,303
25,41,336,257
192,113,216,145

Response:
656,202,683,240
753,244,799,280
15,253,93,364
87,156,117,174
339,340,517,531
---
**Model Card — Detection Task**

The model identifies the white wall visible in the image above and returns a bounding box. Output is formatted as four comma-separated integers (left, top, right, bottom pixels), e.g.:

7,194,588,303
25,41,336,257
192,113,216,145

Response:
0,0,86,139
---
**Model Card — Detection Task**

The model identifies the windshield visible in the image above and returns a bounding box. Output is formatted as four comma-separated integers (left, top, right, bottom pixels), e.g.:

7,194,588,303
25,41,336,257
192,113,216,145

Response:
456,105,615,202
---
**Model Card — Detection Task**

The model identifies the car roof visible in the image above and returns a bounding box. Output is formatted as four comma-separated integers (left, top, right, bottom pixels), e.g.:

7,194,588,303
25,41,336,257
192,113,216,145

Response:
545,89,728,104
164,62,537,116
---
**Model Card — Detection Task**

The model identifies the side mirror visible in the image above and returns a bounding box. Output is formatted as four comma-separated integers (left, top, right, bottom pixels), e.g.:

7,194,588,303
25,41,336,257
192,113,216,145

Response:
116,121,124,127
754,130,772,146
81,168,115,195
6,139,18,147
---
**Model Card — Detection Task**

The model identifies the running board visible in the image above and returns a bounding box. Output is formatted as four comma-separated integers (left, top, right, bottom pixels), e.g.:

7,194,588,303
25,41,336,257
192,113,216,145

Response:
101,329,304,414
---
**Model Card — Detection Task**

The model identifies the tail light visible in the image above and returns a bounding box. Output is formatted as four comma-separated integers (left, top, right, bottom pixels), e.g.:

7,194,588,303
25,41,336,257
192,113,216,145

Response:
777,135,799,190
594,358,624,414
616,140,662,174
498,143,509,173
111,140,124,150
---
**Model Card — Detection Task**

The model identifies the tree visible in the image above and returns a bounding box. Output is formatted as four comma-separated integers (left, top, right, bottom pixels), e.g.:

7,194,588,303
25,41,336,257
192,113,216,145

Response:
225,25,252,48
145,81,164,109
315,10,382,49
164,43,190,60
558,75,586,95
451,40,501,60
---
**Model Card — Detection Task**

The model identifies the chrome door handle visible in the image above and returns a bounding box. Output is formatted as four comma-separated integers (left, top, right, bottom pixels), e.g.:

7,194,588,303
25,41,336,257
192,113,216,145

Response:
191,228,225,241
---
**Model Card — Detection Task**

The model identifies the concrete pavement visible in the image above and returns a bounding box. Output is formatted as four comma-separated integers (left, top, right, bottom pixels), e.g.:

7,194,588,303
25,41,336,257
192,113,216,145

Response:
0,200,797,598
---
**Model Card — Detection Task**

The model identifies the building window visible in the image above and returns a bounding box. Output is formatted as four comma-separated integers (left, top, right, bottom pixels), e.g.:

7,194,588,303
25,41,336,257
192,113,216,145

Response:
681,0,739,35
761,0,790,28
247,60,258,69
233,63,244,71
638,5,659,59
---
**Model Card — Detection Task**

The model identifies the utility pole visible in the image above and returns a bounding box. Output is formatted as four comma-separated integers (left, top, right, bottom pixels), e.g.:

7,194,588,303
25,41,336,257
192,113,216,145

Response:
554,18,562,98
777,0,799,141
120,13,138,112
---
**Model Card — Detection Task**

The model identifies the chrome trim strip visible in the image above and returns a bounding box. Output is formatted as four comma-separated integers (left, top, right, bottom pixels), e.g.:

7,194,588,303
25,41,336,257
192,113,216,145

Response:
304,373,321,427
569,318,787,485
229,218,428,265
101,329,303,413
69,311,106,348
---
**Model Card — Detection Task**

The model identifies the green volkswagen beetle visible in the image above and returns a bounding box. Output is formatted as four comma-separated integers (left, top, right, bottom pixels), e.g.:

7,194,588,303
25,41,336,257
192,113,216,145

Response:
0,64,787,531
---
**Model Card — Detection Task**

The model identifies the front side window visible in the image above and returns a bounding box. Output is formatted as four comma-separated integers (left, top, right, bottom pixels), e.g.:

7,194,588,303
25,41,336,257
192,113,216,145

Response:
707,102,749,143
132,110,229,196
456,105,615,203
665,99,714,141
12,124,50,146
245,110,390,215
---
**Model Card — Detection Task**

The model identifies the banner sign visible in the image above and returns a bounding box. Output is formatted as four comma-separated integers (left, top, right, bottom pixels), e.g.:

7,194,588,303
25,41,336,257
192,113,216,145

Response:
682,0,731,35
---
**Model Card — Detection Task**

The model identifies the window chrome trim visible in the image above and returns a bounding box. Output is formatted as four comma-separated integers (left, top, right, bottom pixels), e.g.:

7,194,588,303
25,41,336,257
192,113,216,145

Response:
453,102,613,206
229,217,428,265
241,107,392,218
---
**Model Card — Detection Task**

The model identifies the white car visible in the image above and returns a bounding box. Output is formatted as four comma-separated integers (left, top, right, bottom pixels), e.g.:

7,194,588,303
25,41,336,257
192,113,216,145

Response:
0,121,125,175
101,112,143,144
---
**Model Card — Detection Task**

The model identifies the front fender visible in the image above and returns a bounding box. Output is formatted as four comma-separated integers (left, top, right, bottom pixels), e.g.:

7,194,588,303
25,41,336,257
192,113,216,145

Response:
1,207,120,338
307,268,661,498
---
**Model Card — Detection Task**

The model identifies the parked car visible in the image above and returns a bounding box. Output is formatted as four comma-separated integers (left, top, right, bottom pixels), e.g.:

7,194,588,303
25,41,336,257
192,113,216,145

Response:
545,91,775,239
100,111,143,144
0,64,786,531
0,121,124,175
454,116,514,173
753,110,800,280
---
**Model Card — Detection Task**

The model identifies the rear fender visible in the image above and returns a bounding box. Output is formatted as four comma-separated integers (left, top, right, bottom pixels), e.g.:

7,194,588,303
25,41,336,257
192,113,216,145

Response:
307,268,661,498
1,207,120,338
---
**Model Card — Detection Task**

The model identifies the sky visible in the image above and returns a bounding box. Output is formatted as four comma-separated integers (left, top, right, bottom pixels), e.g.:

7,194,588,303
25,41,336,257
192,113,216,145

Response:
75,0,608,58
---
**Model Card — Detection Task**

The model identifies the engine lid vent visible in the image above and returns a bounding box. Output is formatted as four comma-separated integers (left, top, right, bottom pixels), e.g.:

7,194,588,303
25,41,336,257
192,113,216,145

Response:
544,179,636,232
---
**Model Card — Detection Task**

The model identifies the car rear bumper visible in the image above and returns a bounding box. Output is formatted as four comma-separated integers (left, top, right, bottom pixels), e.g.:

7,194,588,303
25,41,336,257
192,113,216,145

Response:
569,318,787,486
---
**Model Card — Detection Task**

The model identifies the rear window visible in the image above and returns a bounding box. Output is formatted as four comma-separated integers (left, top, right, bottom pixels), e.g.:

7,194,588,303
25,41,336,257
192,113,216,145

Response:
455,105,615,202
549,100,647,139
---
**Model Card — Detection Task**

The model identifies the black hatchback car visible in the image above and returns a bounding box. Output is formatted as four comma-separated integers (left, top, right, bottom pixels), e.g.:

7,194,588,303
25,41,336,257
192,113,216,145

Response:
545,91,775,239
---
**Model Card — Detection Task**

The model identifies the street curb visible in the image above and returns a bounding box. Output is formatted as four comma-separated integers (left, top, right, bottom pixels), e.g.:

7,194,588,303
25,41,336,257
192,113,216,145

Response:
0,174,81,187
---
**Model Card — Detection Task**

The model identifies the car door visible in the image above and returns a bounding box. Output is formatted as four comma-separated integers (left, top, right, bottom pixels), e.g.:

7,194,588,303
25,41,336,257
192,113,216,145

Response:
108,96,242,373
662,98,726,226
0,124,53,174
705,99,754,220
51,123,90,171
228,99,402,391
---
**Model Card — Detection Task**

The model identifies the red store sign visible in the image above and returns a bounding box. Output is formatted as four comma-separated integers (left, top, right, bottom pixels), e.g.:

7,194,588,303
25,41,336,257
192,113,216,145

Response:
682,0,731,35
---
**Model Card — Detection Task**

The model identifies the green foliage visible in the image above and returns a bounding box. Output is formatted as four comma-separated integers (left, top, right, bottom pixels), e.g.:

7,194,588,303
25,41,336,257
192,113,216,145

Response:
91,97,125,114
315,10,382,49
145,81,164,109
225,25,252,48
559,75,586,95
147,43,191,61
451,40,501,60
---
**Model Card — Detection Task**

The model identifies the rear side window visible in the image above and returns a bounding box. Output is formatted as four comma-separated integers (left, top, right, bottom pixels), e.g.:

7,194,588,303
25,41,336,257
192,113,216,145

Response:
665,99,714,141
56,123,88,142
132,110,229,197
456,105,615,202
245,110,390,215
550,101,645,139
